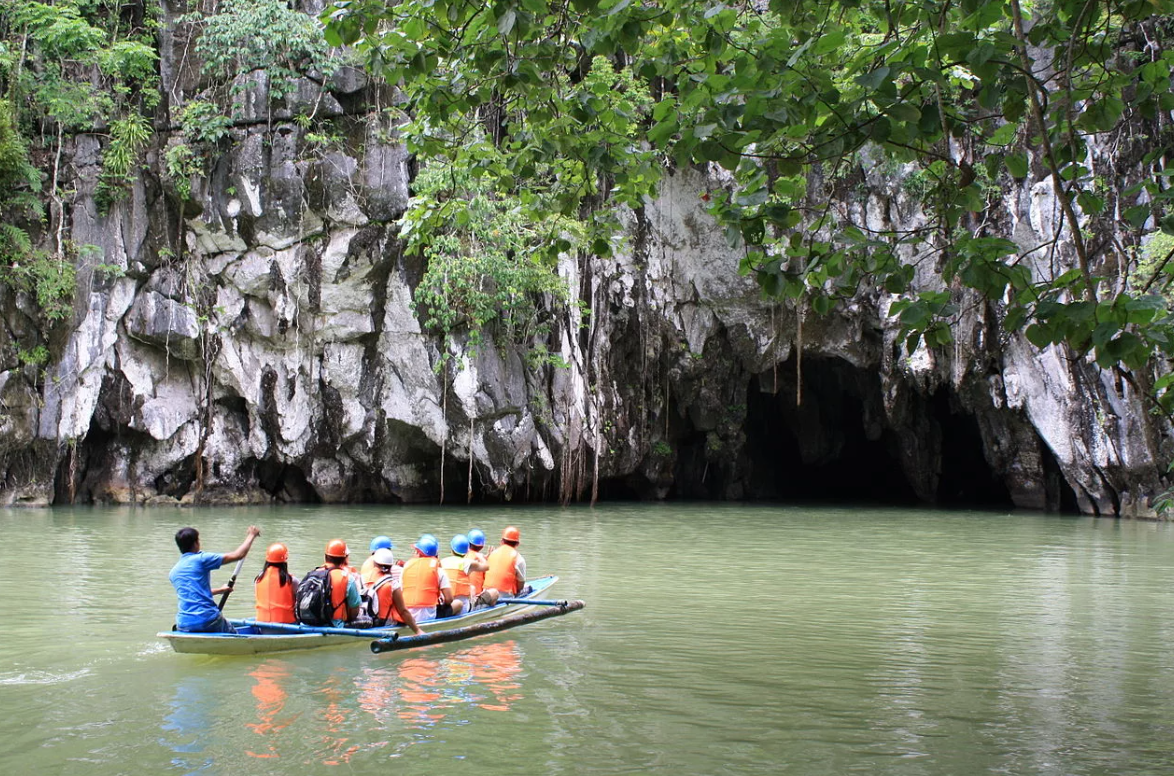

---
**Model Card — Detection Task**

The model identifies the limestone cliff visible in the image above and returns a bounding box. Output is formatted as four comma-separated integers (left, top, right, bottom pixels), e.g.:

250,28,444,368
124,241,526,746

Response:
0,4,1166,515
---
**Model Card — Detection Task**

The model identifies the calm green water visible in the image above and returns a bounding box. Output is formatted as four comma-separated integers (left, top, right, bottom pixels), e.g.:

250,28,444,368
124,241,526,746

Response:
3,504,1174,775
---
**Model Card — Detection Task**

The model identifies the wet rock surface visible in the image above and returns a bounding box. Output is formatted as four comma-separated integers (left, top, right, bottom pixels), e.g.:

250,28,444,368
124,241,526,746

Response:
0,37,1165,515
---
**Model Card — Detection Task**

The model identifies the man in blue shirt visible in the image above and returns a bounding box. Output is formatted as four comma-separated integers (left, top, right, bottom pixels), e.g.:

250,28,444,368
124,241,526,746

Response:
169,525,261,633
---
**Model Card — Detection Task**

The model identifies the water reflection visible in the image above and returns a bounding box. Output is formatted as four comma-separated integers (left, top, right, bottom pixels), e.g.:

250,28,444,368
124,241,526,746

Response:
244,661,295,760
319,671,361,765
394,641,525,727
160,676,216,774
237,640,529,765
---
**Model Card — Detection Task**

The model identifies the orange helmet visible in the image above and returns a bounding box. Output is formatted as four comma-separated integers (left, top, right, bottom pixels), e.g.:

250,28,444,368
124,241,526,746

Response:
325,539,349,558
502,525,521,542
265,543,288,563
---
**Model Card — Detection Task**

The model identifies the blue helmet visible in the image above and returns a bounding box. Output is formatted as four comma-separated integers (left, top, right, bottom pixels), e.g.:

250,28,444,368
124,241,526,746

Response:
369,535,393,552
414,533,439,557
468,528,486,547
451,534,470,556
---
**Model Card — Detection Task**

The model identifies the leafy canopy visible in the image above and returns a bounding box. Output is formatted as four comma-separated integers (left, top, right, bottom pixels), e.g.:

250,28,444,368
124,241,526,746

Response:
407,153,578,365
324,0,1174,403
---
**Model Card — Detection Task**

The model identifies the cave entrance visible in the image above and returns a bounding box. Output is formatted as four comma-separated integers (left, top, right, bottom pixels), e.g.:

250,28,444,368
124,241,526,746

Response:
251,458,322,503
743,355,1011,508
744,356,917,504
932,390,1012,508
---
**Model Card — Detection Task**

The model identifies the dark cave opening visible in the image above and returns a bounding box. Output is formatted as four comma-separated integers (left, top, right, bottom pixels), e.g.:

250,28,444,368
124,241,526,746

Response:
735,355,1013,508
742,357,921,505
251,458,322,503
932,390,1012,508
1040,439,1081,514
53,426,111,504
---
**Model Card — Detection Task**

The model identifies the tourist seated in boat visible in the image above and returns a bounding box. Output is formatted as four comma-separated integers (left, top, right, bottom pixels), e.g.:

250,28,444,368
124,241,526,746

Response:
366,548,424,635
438,534,490,617
486,526,530,596
360,535,396,586
466,528,490,598
254,543,298,624
392,534,454,624
169,525,261,634
298,539,361,627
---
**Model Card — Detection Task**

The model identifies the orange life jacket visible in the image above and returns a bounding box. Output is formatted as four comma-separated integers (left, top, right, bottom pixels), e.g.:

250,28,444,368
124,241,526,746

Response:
369,573,396,624
467,549,487,595
322,565,349,621
254,566,297,623
401,557,441,608
485,545,519,595
440,555,472,598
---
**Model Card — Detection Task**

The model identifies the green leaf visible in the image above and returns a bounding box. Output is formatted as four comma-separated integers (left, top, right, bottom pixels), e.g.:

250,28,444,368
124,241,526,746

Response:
1025,323,1054,348
987,123,1017,146
497,8,517,34
648,118,679,145
1076,190,1105,215
735,189,768,207
856,66,891,91
869,116,892,141
813,30,846,55
966,42,997,67
1124,205,1151,228
1005,152,1028,178
884,102,922,123
694,123,718,139
652,97,677,122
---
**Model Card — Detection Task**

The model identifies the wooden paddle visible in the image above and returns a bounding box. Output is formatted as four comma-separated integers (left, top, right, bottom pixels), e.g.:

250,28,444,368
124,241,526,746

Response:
217,558,246,611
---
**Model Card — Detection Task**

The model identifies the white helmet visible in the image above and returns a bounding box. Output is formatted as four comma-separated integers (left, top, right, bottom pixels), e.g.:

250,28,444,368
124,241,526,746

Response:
372,548,396,567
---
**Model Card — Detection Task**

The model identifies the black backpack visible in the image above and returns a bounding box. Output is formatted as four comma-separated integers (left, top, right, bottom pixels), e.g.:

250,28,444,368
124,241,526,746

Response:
296,568,335,626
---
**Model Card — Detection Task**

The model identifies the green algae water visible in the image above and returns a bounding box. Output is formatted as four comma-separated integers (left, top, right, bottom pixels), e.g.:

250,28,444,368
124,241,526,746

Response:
3,503,1174,775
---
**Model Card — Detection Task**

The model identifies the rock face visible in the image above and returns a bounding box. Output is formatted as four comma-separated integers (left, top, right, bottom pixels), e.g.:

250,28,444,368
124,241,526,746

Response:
0,21,1166,515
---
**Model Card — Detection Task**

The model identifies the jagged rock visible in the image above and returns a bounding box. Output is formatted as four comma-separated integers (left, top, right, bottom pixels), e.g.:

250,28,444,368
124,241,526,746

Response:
125,290,202,360
5,18,1166,515
327,66,368,95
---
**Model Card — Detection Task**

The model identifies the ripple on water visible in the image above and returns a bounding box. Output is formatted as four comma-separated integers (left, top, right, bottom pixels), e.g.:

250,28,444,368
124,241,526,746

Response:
0,668,91,686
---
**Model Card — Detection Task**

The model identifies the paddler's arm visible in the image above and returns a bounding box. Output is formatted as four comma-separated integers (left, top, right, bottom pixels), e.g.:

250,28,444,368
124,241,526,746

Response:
436,567,452,606
344,576,362,622
222,525,261,562
392,589,424,635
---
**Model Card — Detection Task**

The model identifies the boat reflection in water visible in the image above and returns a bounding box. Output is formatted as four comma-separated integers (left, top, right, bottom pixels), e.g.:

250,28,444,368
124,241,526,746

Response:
244,661,294,760
320,671,361,766
394,640,525,728
161,676,216,772
243,640,528,764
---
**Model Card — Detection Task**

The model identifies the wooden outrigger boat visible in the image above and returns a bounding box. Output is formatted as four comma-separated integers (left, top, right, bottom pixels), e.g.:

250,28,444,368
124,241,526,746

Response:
159,575,580,656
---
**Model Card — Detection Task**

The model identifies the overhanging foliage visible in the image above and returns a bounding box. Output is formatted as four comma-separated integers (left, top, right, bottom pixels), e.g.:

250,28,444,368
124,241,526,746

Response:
324,0,1174,407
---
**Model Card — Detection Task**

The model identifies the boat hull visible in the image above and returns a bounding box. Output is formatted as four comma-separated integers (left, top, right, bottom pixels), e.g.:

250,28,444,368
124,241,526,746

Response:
159,575,558,655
